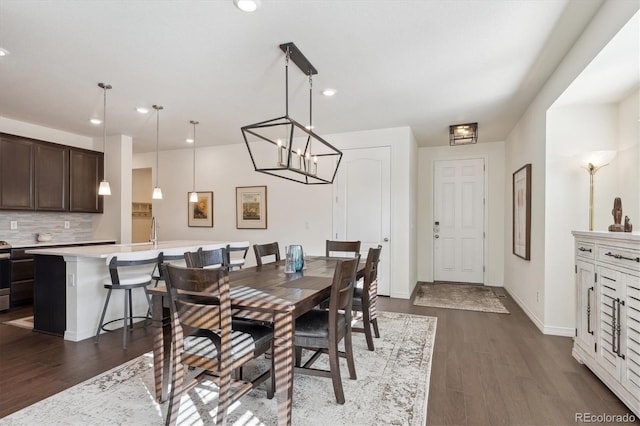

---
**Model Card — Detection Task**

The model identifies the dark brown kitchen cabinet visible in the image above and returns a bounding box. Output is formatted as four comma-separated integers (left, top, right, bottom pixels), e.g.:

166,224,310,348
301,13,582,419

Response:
0,134,35,210
0,132,104,213
69,148,103,213
34,143,69,211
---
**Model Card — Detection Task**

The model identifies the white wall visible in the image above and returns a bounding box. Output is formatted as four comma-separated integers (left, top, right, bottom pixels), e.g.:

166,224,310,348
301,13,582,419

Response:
505,1,639,335
0,116,94,150
133,126,416,298
417,141,505,286
616,90,640,222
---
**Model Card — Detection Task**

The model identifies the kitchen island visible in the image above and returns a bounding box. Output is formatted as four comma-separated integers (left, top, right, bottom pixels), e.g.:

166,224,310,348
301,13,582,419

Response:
26,240,225,341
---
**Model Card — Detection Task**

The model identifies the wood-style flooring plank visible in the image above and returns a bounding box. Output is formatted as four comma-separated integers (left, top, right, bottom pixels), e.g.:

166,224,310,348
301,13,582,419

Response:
2,287,639,425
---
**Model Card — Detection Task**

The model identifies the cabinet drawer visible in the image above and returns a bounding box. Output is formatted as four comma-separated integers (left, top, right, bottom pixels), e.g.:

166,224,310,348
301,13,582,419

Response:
11,259,34,281
597,244,640,272
576,241,595,260
11,279,33,305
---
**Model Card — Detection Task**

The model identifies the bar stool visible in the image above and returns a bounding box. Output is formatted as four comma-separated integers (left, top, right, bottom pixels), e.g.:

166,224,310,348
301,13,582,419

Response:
151,247,185,287
95,251,159,349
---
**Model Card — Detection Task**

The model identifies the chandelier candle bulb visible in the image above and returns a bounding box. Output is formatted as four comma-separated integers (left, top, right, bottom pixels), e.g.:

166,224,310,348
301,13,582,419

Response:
305,152,310,174
297,148,302,169
312,155,318,175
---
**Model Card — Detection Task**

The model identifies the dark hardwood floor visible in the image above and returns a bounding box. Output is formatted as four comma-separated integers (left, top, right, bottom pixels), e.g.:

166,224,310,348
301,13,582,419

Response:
0,288,637,425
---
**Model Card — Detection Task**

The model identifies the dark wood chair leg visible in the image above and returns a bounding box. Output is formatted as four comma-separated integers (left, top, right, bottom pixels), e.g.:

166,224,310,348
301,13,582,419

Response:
294,346,302,367
165,344,183,425
361,306,375,351
267,343,275,399
344,327,357,380
328,340,345,404
371,317,380,338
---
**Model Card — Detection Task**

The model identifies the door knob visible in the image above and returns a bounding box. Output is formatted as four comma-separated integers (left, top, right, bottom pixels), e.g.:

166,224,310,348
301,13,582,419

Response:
435,235,439,239
383,237,389,242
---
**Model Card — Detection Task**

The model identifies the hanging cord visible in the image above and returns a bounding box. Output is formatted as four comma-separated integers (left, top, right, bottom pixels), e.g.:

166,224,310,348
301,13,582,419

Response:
98,83,111,178
308,72,313,131
190,120,198,193
153,105,163,187
285,45,290,117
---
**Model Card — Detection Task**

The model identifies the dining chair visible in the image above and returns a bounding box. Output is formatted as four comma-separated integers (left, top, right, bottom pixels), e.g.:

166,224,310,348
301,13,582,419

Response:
293,256,359,404
184,246,226,269
163,263,274,426
352,245,382,351
325,240,361,258
95,251,159,349
253,242,280,266
226,241,250,270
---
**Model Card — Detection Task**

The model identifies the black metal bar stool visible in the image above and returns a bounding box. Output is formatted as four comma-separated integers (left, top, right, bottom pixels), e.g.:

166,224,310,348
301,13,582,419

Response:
95,251,159,349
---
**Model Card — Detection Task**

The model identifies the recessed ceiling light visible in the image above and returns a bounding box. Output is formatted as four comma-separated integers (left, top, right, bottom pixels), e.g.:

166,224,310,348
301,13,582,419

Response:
186,138,194,144
321,88,337,97
90,118,102,125
136,107,149,114
0,48,9,57
234,0,260,12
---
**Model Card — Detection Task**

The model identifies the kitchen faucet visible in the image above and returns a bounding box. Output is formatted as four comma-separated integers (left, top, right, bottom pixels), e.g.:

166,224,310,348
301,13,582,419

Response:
150,216,158,247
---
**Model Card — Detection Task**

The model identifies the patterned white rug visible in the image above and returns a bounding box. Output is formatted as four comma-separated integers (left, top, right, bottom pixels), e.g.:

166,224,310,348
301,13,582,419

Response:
0,311,436,426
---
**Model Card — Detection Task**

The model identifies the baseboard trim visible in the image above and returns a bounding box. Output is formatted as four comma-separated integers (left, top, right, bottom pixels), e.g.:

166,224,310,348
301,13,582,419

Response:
504,288,576,337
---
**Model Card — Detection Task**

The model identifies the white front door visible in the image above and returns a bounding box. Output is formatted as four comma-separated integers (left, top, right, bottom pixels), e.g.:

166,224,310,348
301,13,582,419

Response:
333,146,391,295
433,158,485,283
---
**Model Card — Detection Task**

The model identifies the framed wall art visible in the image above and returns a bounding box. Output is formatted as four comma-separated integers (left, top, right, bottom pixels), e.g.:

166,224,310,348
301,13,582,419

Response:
188,191,213,227
513,164,531,260
236,186,267,229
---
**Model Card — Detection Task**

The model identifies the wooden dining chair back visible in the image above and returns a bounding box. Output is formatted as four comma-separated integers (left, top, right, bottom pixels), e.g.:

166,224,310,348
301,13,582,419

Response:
226,241,250,270
293,256,359,404
95,250,159,349
253,242,281,266
325,240,361,258
184,246,226,269
162,263,274,425
352,245,382,351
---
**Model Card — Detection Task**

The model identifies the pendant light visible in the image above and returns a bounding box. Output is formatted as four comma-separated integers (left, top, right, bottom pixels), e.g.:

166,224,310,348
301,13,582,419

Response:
152,105,164,200
241,42,342,185
189,120,199,203
97,83,112,196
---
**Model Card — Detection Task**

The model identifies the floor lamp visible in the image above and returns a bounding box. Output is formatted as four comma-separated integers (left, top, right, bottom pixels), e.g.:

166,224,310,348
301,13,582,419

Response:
582,150,616,231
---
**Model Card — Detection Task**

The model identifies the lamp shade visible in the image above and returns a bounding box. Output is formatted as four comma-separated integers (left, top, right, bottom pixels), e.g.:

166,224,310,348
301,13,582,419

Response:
98,180,111,196
152,186,163,200
582,150,616,169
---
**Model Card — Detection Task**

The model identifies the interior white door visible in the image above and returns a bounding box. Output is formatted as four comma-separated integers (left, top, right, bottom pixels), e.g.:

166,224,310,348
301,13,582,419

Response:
333,146,391,295
433,158,485,283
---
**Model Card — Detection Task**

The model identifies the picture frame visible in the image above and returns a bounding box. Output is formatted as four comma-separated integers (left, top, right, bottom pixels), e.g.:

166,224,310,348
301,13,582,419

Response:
188,191,213,227
236,186,267,229
513,164,531,260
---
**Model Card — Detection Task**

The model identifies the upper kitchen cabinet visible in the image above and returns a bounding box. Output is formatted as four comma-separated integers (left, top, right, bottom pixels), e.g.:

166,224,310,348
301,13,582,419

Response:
0,134,35,210
69,148,103,213
34,143,69,211
0,132,103,213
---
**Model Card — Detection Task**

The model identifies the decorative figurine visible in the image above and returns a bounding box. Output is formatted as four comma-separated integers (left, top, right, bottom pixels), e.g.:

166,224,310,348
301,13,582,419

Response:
624,216,633,232
608,197,624,232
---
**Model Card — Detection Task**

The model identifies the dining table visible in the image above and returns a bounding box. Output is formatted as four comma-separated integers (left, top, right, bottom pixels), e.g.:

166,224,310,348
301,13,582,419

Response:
148,255,364,426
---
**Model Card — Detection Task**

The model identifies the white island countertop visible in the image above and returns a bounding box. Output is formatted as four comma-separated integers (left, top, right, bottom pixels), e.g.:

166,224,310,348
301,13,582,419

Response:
27,240,227,342
26,240,226,258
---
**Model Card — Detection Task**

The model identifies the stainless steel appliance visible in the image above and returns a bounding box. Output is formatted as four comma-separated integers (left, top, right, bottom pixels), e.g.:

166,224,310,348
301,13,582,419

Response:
0,241,11,311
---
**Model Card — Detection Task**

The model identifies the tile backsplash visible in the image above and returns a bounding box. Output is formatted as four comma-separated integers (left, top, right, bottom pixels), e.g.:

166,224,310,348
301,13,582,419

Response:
0,211,93,245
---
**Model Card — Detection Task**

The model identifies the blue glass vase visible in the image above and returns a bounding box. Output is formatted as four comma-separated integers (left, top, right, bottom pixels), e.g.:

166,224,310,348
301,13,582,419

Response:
289,245,304,272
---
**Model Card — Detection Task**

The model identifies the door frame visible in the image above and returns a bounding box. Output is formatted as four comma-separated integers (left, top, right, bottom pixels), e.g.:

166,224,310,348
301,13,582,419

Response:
431,155,488,284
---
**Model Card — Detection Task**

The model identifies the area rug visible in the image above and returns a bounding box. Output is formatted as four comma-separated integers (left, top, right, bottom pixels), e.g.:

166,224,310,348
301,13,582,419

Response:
1,315,34,330
413,282,510,314
0,311,436,426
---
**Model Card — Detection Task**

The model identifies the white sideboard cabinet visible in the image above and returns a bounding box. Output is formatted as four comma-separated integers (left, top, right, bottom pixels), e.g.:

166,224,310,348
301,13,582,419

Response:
572,231,640,417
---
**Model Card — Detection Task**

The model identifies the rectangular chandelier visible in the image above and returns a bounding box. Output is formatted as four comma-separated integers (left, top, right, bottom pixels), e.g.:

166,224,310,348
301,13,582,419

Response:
241,42,342,184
